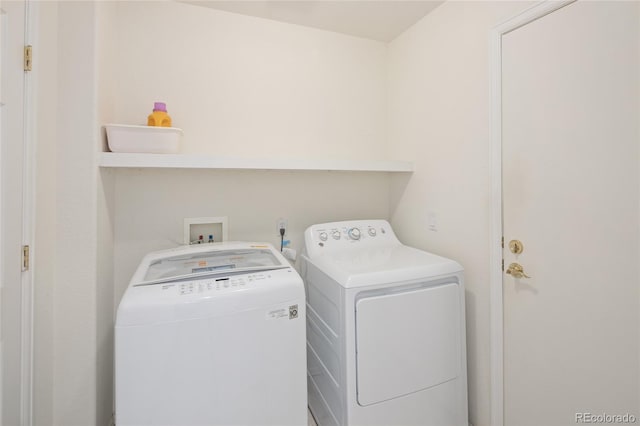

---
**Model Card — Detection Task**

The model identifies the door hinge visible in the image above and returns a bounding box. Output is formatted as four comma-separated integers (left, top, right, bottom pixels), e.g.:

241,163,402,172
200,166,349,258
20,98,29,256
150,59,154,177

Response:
22,245,30,271
501,258,504,271
501,236,504,248
24,45,32,72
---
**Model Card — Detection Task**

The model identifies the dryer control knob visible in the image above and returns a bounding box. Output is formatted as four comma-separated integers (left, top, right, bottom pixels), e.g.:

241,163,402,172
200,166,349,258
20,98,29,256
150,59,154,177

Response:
368,228,377,237
319,232,328,242
332,230,341,240
348,228,361,240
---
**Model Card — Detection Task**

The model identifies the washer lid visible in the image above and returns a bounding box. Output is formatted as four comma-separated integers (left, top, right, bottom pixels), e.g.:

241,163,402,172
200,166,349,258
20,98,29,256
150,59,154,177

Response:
307,244,462,288
133,243,288,286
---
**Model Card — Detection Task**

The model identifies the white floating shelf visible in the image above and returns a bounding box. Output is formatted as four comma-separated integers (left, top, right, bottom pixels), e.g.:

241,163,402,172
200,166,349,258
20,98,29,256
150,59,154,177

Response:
98,153,414,173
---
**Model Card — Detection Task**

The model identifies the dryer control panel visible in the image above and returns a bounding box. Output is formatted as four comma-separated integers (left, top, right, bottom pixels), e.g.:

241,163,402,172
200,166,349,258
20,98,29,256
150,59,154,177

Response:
304,220,400,258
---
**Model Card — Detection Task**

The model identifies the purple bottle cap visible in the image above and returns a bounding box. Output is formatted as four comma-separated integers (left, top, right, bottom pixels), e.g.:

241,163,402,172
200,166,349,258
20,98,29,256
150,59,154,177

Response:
153,102,167,112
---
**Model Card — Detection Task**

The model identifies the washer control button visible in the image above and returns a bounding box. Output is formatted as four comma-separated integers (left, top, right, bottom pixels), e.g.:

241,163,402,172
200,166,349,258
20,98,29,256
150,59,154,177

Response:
319,232,328,242
368,228,377,237
348,228,361,240
332,230,341,240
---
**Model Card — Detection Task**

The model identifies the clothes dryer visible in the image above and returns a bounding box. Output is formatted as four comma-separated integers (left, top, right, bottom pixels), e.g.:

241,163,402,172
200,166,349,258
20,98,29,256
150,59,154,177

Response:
301,220,467,426
115,242,307,426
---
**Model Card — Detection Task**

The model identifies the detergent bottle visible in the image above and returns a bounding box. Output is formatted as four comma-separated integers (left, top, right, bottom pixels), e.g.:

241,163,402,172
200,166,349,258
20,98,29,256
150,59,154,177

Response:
147,102,172,127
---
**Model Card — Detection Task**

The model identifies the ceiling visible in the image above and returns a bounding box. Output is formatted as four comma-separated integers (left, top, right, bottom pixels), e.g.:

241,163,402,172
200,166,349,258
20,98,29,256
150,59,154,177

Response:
179,1,444,42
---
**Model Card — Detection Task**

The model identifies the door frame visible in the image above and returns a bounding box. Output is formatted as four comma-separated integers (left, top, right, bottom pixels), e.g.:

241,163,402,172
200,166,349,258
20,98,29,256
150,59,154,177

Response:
488,2,575,425
21,1,35,424
0,0,35,424
0,5,4,421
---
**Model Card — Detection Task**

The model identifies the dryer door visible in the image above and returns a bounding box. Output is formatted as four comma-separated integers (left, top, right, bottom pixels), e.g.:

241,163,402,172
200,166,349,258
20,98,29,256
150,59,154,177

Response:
355,282,461,406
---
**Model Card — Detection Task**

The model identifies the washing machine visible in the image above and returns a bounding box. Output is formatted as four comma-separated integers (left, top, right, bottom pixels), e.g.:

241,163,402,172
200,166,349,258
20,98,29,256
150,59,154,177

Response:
300,220,468,426
115,242,307,426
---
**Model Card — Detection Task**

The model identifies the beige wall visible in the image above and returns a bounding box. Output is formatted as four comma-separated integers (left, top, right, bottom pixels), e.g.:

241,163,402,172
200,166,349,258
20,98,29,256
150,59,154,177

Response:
53,2,100,424
95,2,117,425
113,1,388,160
109,0,391,348
37,2,639,425
387,3,533,425
109,0,392,324
34,2,390,425
34,2,117,425
33,2,58,424
36,2,533,425
17,3,107,424
113,169,390,306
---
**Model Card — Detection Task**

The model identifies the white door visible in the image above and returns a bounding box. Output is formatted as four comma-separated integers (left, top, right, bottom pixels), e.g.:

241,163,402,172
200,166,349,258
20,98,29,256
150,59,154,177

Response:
502,2,639,425
355,283,460,406
0,0,30,424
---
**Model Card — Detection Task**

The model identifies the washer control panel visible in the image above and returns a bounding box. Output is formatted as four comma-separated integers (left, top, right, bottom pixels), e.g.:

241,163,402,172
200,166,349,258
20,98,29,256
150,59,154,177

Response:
161,272,280,296
305,220,398,256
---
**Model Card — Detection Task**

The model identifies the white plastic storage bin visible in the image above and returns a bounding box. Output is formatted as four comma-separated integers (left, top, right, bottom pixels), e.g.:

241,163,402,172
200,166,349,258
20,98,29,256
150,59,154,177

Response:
105,124,183,154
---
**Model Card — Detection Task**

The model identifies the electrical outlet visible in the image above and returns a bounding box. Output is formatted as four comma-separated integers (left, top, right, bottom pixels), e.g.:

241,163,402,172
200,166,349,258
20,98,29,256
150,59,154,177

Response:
276,218,288,236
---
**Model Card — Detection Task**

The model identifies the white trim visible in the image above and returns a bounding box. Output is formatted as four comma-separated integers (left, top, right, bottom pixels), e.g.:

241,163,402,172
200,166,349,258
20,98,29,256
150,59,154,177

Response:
20,1,35,424
488,2,574,426
0,6,6,423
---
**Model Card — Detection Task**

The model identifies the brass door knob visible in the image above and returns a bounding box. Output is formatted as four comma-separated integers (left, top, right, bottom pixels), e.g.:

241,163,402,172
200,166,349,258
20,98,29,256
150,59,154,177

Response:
506,262,531,279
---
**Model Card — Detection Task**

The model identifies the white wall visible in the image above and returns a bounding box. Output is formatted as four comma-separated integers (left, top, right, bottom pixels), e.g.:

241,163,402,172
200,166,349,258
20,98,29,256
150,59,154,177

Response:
42,2,640,425
114,1,388,160
110,0,391,351
33,2,390,425
53,2,101,424
33,2,58,424
95,2,117,425
387,3,533,425
35,2,116,425
38,2,527,424
113,169,390,303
